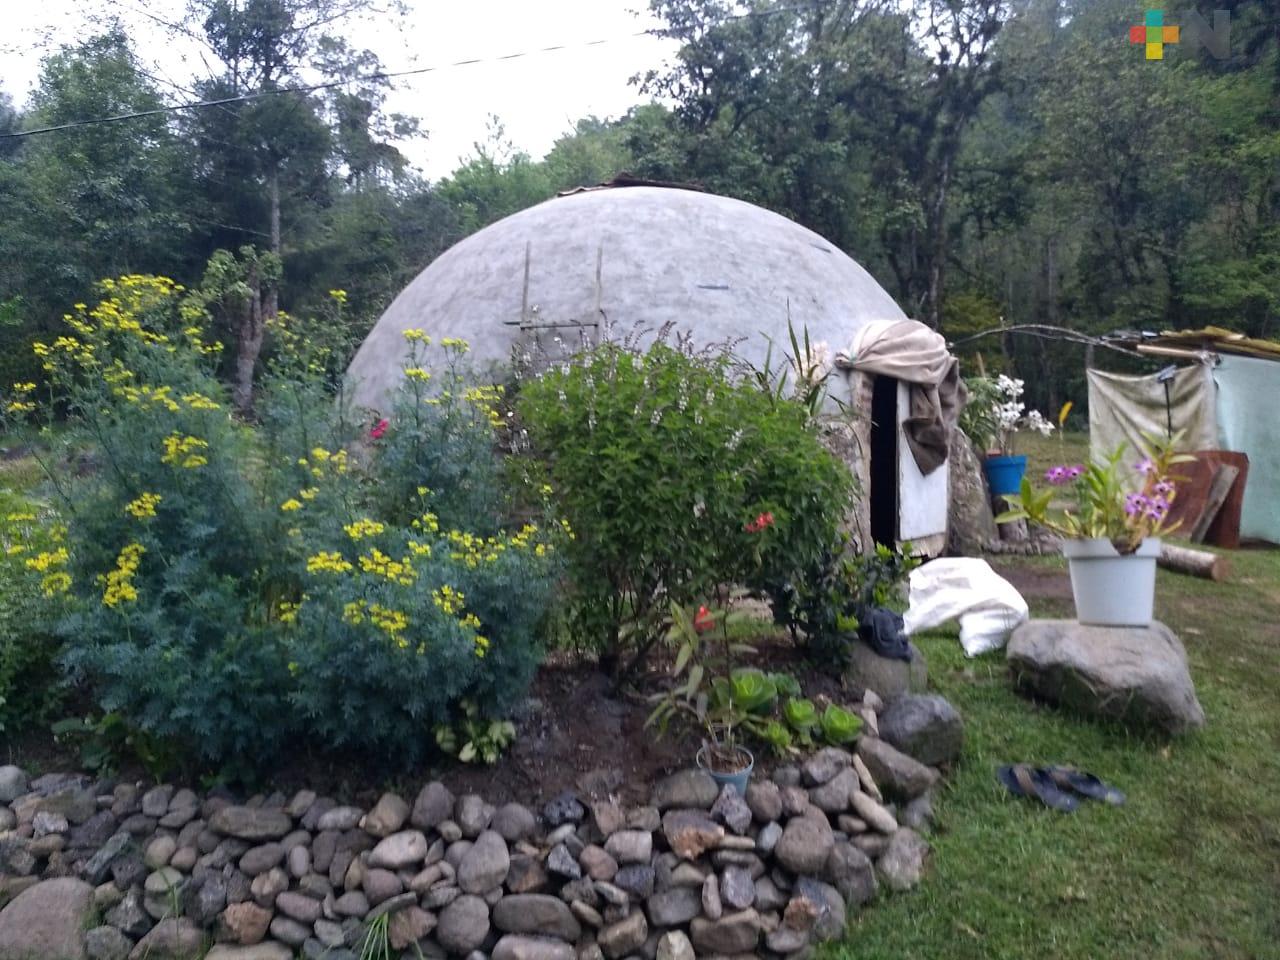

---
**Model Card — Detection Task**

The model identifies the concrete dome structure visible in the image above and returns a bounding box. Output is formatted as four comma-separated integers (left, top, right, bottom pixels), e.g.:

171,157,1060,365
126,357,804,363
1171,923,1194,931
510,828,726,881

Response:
344,185,906,414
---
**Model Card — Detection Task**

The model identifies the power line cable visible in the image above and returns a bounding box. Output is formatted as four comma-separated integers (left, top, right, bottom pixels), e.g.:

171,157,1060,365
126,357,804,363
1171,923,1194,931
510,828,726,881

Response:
0,1,825,141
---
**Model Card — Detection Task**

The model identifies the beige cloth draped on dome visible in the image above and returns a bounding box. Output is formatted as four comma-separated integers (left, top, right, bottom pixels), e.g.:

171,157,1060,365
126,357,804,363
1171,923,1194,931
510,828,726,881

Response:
834,319,962,475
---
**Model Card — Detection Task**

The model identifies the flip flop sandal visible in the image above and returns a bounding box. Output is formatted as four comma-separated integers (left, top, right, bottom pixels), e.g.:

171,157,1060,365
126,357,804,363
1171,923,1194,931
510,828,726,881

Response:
1042,766,1126,806
997,763,1080,813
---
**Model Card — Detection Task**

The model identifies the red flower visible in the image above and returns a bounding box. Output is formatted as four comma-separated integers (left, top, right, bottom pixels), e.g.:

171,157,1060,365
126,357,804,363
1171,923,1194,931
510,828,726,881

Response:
693,605,714,633
370,418,389,440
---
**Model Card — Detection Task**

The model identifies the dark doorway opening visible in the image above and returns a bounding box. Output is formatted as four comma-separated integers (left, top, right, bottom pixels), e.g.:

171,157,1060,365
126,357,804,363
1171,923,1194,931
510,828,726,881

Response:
869,375,898,547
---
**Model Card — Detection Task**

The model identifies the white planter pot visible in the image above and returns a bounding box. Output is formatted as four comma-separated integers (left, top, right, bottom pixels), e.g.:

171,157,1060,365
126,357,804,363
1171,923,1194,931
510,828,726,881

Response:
1062,537,1161,627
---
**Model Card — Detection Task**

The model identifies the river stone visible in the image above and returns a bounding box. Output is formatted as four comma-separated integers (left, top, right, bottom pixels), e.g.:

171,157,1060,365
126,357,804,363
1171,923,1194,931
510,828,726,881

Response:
127,918,202,960
218,901,273,944
507,854,550,893
362,793,410,838
275,890,322,924
701,874,721,921
267,915,309,948
753,875,788,912
797,877,846,940
743,781,782,823
411,783,454,830
362,868,403,905
389,906,436,950
209,807,292,841
661,810,723,860
369,830,430,870
437,895,490,953
84,925,131,960
757,821,782,855
194,874,228,925
455,796,493,838
316,806,363,832
613,864,656,899
83,832,131,885
492,935,575,960
1008,620,1206,734
603,830,651,865
856,736,938,801
579,845,618,881
809,768,859,813
458,831,509,894
492,894,581,940
0,767,26,805
0,878,93,960
491,803,537,843
333,890,369,918
655,930,694,960
542,792,585,828
205,945,293,960
597,910,647,959
689,908,759,954
547,844,581,880
709,785,752,835
651,771,718,811
850,791,898,835
589,800,626,838
250,867,287,907
877,828,930,891
844,640,928,701
645,886,701,927
774,815,833,875
825,840,877,906
765,924,808,954
877,694,965,766
143,835,176,870
239,842,284,876
719,866,755,911
104,888,151,939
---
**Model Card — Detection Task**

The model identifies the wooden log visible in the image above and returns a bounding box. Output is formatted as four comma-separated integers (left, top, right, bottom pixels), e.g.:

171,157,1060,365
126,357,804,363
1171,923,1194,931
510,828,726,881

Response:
1158,542,1231,581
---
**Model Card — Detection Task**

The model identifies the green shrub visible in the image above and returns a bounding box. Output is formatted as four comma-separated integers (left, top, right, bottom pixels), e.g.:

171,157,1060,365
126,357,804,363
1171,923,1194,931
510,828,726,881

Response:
517,340,856,678
5,276,559,776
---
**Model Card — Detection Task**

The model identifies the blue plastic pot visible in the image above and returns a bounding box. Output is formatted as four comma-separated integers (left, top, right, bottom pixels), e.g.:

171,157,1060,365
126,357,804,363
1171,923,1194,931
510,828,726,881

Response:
983,454,1028,497
696,745,754,795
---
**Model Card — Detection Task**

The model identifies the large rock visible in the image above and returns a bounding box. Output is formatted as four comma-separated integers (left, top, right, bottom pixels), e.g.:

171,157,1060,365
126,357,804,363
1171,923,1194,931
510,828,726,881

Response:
362,792,410,837
660,810,723,860
689,909,759,955
204,945,293,960
597,911,647,960
878,694,965,766
0,767,27,805
876,827,930,892
457,830,510,894
645,886,702,927
844,640,927,702
368,830,430,870
492,935,575,960
437,894,490,953
651,770,718,811
856,737,939,801
491,895,581,941
774,815,834,875
1008,620,1206,734
0,878,93,960
411,782,454,830
947,428,998,555
208,807,292,841
127,919,202,960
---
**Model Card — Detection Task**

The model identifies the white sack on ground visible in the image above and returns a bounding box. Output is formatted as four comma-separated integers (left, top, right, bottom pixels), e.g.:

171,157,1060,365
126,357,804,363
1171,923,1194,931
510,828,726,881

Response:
903,558,1029,657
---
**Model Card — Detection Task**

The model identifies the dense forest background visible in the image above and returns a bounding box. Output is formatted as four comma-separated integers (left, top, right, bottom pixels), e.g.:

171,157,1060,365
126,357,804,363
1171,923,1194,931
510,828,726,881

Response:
1,0,1277,412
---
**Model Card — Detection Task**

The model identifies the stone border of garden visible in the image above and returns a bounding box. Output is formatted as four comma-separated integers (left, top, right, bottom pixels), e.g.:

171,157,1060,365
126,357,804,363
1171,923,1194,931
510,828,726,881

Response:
0,693,963,960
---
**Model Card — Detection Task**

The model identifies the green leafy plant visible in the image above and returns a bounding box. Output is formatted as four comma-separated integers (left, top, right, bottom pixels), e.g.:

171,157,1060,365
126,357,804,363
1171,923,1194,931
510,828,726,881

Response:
783,697,819,745
820,703,864,745
357,912,393,960
435,700,516,764
517,338,856,682
997,432,1194,552
50,713,180,779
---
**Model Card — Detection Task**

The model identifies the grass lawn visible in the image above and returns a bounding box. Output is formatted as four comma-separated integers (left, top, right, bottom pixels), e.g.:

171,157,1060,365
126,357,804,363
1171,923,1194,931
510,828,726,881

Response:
831,548,1280,960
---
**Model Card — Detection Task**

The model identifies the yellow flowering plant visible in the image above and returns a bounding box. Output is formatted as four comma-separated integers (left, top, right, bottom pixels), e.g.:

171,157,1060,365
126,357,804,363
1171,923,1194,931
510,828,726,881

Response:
7,274,562,774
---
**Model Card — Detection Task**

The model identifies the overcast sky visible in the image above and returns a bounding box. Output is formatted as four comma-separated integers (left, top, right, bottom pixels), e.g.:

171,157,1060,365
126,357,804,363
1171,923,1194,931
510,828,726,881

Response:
0,0,677,179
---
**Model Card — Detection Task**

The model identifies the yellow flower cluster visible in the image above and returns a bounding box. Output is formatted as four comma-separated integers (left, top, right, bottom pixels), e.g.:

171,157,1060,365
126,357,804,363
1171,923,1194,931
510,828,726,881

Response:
329,289,348,304
432,584,466,616
406,539,432,557
281,499,303,512
306,551,353,574
25,547,69,572
343,518,385,541
403,367,431,383
440,337,470,352
6,381,36,414
278,600,301,624
342,600,410,641
299,447,348,479
182,392,221,411
124,492,162,519
410,511,440,534
402,329,431,343
464,384,506,429
33,335,95,371
161,433,209,469
114,384,180,412
358,548,416,586
101,543,144,607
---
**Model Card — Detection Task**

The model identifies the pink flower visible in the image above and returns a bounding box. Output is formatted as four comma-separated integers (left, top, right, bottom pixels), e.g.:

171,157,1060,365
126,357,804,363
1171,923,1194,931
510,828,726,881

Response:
1154,479,1175,497
1135,457,1155,475
370,418,389,440
1067,465,1085,479
1124,492,1148,517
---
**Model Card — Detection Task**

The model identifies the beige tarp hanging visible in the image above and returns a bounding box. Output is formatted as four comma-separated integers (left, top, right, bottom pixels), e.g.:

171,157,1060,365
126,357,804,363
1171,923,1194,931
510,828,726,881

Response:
1087,366,1217,470
834,319,962,476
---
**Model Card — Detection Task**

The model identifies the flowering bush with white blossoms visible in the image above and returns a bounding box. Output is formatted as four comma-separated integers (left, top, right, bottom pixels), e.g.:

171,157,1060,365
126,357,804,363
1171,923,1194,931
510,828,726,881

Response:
962,374,1054,456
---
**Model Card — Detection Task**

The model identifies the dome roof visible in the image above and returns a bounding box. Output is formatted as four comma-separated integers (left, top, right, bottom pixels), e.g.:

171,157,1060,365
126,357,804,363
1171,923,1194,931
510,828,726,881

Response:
345,186,906,413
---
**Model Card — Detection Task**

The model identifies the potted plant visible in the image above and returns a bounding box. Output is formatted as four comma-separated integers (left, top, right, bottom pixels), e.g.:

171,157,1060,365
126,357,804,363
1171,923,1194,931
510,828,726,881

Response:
998,434,1192,626
962,375,1055,497
646,601,777,792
